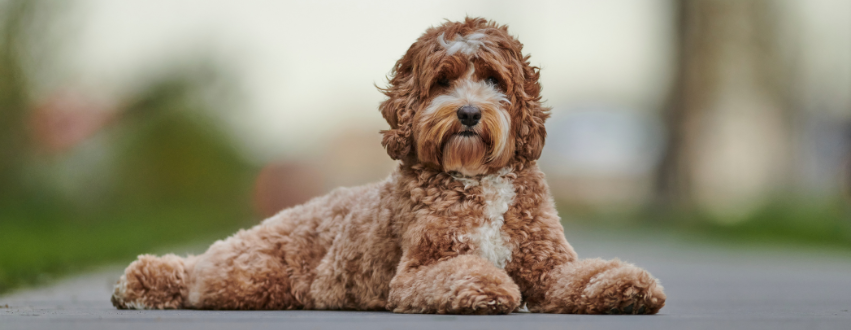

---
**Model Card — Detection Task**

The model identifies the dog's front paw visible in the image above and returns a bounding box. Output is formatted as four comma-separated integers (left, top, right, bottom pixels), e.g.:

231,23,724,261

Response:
448,277,521,315
582,261,666,315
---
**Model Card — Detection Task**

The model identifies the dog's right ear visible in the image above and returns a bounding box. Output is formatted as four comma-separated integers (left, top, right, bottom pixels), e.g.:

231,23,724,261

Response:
378,57,416,161
379,99,412,161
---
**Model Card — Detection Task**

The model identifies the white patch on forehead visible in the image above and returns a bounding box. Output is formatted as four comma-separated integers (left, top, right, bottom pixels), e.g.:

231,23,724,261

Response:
438,31,488,56
459,168,515,268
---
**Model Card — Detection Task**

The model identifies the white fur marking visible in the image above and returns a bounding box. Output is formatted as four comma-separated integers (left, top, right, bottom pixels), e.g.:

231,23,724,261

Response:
187,282,203,308
438,32,489,56
462,168,515,268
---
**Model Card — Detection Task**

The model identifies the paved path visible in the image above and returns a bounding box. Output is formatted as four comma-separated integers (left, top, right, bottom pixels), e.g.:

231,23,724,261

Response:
2,226,851,330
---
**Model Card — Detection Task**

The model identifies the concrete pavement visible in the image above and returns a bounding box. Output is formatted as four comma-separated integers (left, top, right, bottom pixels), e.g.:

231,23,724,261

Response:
3,225,851,330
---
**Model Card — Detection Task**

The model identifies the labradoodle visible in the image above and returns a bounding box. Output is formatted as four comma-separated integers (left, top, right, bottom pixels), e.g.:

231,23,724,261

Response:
111,17,666,315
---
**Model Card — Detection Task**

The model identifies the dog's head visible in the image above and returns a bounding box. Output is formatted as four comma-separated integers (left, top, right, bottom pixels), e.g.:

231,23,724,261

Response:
379,17,549,177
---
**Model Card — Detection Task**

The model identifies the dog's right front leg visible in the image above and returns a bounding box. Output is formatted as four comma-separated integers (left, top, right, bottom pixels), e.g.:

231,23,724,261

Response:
387,254,521,314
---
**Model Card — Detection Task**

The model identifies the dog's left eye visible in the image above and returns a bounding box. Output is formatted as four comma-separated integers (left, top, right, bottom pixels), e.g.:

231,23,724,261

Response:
486,76,500,87
437,78,450,87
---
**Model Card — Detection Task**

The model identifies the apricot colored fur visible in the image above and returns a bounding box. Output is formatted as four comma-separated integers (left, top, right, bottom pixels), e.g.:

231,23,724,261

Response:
112,17,666,315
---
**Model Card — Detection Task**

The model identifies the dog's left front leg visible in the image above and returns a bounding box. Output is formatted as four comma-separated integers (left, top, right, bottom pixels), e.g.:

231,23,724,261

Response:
525,258,666,314
508,211,666,315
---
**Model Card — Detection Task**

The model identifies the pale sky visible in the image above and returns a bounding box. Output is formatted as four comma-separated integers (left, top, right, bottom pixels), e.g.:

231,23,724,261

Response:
55,0,674,162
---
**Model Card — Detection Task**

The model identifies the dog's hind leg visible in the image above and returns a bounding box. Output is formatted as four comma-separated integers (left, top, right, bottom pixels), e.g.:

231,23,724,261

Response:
181,226,309,310
110,188,351,310
112,232,308,310
111,254,194,309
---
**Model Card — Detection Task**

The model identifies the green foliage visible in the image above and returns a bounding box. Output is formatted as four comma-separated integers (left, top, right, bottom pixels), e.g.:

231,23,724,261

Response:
0,0,35,201
560,198,851,249
0,0,256,294
111,74,251,206
0,204,253,294
0,76,256,294
679,199,851,248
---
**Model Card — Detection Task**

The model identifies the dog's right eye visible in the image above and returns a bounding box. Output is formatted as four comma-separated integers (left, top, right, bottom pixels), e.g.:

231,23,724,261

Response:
437,78,450,87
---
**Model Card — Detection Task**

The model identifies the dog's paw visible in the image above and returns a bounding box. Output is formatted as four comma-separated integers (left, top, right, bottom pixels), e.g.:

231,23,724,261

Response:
111,274,150,310
111,254,187,310
599,283,665,315
582,262,666,315
449,278,521,315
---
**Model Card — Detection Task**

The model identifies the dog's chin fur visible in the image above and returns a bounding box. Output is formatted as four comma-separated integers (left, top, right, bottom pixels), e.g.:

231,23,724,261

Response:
442,134,487,177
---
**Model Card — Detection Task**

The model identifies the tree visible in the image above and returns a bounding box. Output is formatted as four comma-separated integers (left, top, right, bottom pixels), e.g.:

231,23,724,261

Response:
656,0,793,218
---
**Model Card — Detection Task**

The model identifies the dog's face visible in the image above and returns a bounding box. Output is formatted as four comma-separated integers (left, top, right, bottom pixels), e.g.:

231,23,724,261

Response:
380,18,549,176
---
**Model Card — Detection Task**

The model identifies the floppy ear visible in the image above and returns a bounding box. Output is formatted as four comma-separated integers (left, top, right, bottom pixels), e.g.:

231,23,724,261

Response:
515,61,549,161
517,104,548,161
379,97,413,161
378,56,416,161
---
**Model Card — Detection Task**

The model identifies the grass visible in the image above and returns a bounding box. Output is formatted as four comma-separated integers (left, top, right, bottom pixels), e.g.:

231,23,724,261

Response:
560,198,851,250
0,202,255,295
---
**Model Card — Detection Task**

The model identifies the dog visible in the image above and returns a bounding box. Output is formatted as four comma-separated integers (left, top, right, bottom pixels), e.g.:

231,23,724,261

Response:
111,17,666,315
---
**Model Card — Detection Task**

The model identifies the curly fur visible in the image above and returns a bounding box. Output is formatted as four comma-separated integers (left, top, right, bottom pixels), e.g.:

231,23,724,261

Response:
112,17,666,315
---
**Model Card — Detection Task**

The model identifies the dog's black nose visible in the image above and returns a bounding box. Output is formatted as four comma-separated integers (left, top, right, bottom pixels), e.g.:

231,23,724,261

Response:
457,106,481,127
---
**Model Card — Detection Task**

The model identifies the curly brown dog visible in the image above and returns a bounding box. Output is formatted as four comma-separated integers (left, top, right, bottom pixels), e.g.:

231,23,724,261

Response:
111,17,666,315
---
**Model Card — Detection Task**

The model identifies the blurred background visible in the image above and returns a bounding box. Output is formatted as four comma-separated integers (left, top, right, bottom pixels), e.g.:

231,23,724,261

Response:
1,0,849,294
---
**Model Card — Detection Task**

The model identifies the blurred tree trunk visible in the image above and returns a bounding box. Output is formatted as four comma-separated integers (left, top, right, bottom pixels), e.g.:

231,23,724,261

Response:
656,0,793,217
654,0,695,208
0,1,33,201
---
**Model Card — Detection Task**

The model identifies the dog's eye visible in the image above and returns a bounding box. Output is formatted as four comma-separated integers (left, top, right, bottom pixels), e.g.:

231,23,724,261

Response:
437,78,450,87
486,76,500,87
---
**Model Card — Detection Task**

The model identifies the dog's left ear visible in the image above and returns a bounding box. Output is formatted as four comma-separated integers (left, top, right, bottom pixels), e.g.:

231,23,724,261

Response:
515,61,549,162
378,56,416,161
518,106,548,161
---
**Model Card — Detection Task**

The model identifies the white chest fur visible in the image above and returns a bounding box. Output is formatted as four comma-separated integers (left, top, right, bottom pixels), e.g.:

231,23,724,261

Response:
456,168,515,269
